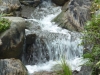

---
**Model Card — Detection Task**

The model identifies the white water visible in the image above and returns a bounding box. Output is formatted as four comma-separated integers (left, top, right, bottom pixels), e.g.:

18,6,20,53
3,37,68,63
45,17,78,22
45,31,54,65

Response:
25,0,84,74
26,58,85,74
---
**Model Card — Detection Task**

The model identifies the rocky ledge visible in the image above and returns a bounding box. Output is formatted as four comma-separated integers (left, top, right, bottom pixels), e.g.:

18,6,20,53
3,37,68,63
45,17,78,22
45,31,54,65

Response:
0,17,26,59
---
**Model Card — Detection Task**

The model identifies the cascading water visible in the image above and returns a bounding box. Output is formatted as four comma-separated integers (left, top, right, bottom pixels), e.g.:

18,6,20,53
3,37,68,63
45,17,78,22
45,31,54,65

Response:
23,0,84,74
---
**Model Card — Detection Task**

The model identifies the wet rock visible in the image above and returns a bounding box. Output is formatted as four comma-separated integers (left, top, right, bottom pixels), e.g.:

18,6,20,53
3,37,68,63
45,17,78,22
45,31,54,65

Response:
53,0,91,31
52,0,69,6
73,70,79,75
0,17,26,59
0,58,28,75
23,33,49,65
26,34,36,45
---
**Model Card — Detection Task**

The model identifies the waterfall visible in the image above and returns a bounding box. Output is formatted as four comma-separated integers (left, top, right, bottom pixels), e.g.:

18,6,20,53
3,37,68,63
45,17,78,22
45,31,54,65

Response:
23,0,84,74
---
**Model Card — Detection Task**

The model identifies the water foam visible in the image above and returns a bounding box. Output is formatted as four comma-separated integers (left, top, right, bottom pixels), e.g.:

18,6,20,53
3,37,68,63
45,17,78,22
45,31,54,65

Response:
25,0,84,74
26,57,85,74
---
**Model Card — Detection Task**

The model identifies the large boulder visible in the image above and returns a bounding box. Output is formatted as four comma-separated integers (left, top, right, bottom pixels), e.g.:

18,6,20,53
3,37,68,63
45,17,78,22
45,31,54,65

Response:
0,17,26,59
52,0,69,6
0,58,28,75
53,0,91,31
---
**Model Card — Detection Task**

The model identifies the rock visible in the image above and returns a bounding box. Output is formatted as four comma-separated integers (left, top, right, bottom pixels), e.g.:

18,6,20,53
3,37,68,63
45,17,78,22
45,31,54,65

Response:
78,66,92,75
53,0,91,31
0,17,26,59
0,58,28,75
23,30,51,64
31,71,61,75
21,5,35,18
0,6,10,14
26,34,36,45
0,0,21,16
20,0,41,18
19,0,41,7
0,39,2,45
31,70,79,75
73,70,79,75
52,0,69,6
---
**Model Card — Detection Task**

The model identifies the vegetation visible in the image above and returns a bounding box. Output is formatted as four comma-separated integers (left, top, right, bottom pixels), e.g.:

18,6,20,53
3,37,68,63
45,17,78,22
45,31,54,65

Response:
82,0,100,75
57,57,72,75
0,13,11,33
91,0,100,14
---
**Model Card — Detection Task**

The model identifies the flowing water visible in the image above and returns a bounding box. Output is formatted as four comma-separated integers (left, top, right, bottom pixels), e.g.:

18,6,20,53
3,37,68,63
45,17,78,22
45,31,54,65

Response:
23,0,84,74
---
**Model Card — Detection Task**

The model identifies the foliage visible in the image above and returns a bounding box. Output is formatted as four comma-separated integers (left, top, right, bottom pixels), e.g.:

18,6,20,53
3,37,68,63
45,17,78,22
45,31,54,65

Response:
0,13,11,33
82,0,100,75
57,57,72,75
91,0,100,14
83,14,100,45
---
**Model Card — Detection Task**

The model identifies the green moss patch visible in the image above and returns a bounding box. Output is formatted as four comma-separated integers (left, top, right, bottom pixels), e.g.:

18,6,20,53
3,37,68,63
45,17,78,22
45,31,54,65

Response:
0,18,11,33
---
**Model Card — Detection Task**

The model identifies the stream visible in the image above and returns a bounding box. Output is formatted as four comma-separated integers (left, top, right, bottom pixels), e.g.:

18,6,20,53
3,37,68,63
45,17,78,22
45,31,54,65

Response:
22,0,84,74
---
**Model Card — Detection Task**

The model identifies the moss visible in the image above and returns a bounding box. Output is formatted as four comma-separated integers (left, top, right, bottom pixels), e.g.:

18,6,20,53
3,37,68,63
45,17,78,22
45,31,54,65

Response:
0,15,11,33
52,11,64,23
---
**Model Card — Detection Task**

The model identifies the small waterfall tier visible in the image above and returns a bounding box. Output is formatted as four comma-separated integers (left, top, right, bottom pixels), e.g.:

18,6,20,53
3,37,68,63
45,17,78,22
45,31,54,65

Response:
22,0,84,74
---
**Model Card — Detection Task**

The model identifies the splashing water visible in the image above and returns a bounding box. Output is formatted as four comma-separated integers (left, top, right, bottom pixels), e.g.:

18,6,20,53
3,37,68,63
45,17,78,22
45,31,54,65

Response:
23,0,84,74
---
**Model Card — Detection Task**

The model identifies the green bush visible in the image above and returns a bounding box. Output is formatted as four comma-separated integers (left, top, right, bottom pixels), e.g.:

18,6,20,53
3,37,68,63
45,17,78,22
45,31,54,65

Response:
82,0,100,75
0,14,11,33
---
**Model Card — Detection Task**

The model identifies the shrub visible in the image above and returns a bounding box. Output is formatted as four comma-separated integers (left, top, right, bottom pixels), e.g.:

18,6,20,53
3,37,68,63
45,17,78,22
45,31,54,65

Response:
82,0,100,75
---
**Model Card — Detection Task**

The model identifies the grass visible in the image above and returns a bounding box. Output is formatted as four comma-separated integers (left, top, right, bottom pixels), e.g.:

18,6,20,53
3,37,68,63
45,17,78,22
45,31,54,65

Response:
57,57,72,75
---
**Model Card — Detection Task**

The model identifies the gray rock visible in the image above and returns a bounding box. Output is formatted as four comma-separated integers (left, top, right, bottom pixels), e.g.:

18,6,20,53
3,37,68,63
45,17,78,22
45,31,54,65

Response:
0,6,10,14
52,0,69,6
20,0,41,18
0,17,26,59
21,5,35,18
0,0,21,16
0,58,28,75
1,0,21,5
31,71,61,75
0,39,2,45
53,0,91,31
78,66,92,75
19,0,41,7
